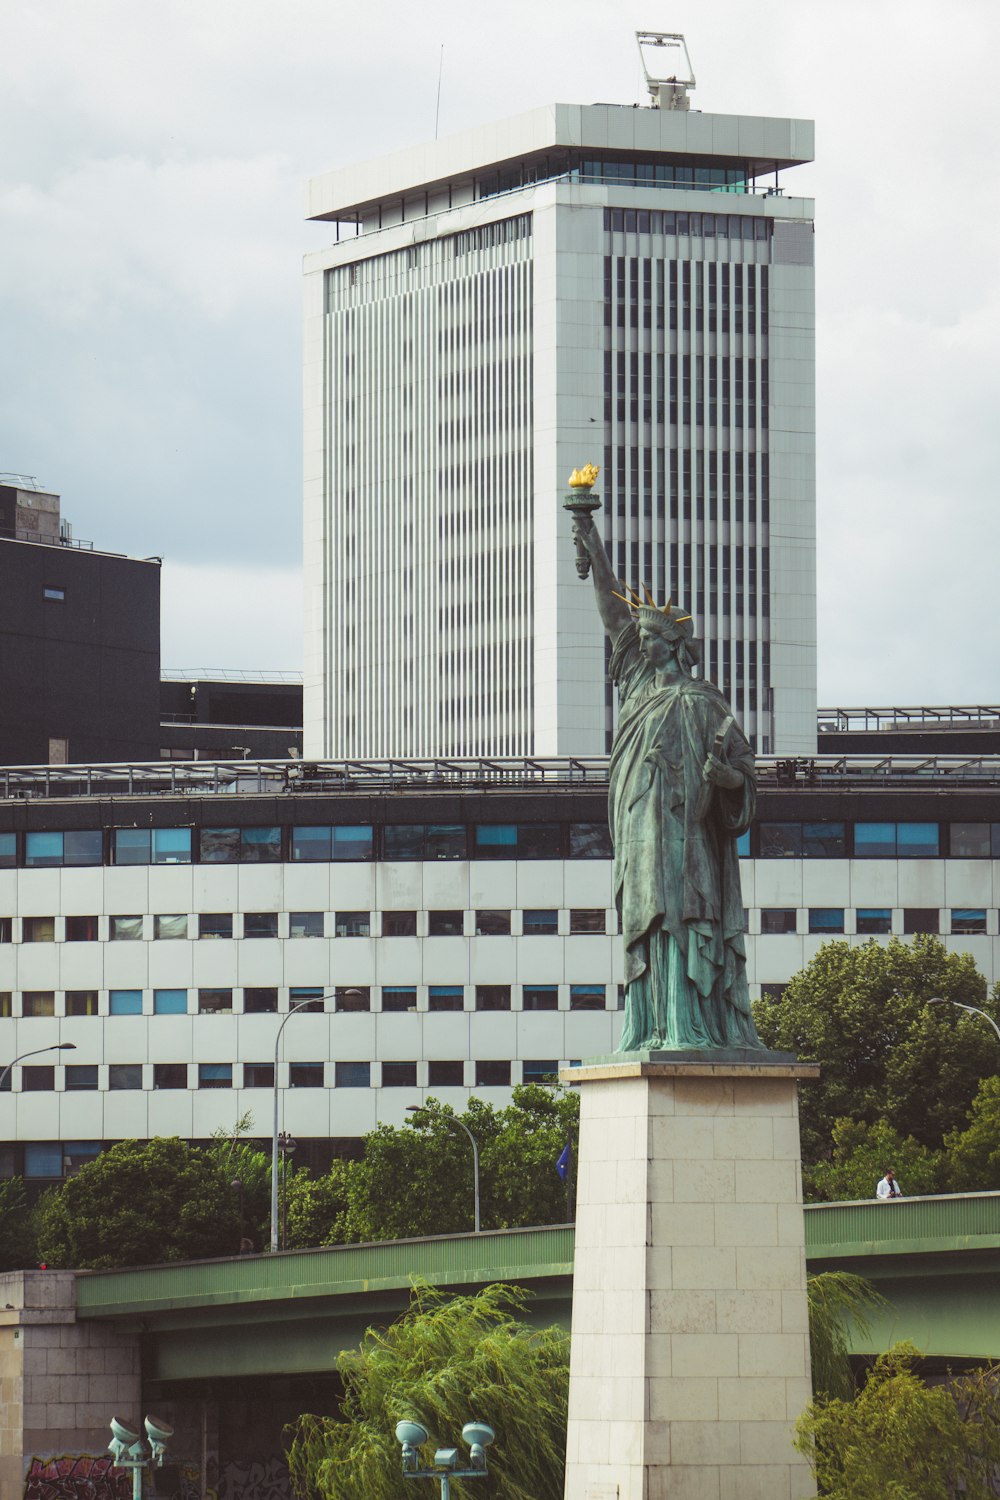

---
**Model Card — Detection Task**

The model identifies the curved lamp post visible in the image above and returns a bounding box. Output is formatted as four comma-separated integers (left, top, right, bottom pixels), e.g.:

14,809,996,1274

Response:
270,997,325,1253
406,1105,480,1233
928,997,1000,1044
0,1042,76,1094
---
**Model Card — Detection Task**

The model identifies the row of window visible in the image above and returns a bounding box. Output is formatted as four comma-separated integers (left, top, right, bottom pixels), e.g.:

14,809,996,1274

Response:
0,908,613,944
757,908,989,936
0,983,617,1019
0,822,612,869
604,207,772,239
5,1059,544,1094
742,821,1000,860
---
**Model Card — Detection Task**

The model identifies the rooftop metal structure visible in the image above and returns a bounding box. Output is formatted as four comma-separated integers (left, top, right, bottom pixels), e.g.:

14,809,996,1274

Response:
3,753,1000,803
161,668,304,684
819,706,1000,733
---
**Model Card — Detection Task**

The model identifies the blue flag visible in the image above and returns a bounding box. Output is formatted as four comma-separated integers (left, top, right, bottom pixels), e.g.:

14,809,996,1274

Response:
556,1142,571,1181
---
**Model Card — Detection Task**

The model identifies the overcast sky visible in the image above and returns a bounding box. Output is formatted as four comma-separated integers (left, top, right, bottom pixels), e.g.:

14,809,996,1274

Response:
1,0,997,704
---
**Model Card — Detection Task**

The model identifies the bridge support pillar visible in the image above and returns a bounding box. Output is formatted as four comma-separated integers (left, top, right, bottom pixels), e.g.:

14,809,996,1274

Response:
562,1054,819,1500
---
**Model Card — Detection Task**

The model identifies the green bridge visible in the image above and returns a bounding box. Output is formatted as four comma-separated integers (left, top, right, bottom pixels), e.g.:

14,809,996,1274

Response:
75,1193,1000,1388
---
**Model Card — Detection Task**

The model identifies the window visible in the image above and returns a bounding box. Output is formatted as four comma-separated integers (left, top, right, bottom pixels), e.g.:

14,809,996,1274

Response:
153,1063,188,1089
736,830,751,857
0,834,14,868
199,827,281,863
759,982,787,1000
0,918,10,942
523,1060,559,1083
243,1062,274,1088
43,585,65,601
109,1064,142,1090
199,988,233,1014
523,910,558,936
382,987,417,1012
384,823,467,860
290,910,325,938
951,909,987,935
199,913,233,939
65,915,98,942
154,989,187,1015
24,830,102,868
569,822,612,858
570,984,606,1011
335,1061,370,1087
476,910,511,936
803,822,847,858
291,825,373,862
758,823,801,858
112,827,192,864
65,1065,98,1091
761,909,797,935
24,1143,63,1177
110,915,142,941
898,823,940,857
857,909,892,935
23,916,55,942
570,909,606,935
382,1061,418,1088
428,1060,464,1086
199,1063,232,1088
950,823,991,858
62,1142,102,1175
474,824,560,859
290,986,325,1014
476,1060,511,1086
428,910,463,936
244,912,278,939
904,908,939,935
809,909,844,934
22,991,55,1018
335,986,370,1012
855,823,939,858
109,990,142,1015
523,986,558,1011
290,1062,324,1088
23,1066,54,1091
66,990,98,1017
475,985,511,1011
244,987,278,1014
429,986,464,1012
154,914,188,940
336,911,369,937
383,910,417,937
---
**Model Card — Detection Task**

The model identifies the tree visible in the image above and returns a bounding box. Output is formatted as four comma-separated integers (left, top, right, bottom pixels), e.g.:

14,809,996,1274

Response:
806,1271,885,1401
803,1118,945,1204
752,936,999,1166
0,1178,37,1270
283,1159,353,1249
34,1137,243,1269
285,1283,569,1500
344,1086,579,1243
795,1342,1000,1499
942,1074,1000,1192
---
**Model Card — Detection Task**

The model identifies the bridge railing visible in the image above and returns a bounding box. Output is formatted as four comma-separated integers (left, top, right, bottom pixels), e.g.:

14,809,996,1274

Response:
805,1191,1000,1259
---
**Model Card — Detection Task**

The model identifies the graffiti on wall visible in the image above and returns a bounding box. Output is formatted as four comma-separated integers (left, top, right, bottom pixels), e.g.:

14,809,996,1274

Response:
216,1455,291,1500
23,1454,131,1500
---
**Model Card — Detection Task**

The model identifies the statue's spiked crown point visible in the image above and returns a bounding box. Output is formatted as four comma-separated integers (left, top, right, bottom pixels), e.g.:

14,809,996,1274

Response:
611,584,694,641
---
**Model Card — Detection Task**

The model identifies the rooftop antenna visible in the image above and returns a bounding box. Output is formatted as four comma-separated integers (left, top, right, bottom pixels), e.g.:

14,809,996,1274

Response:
635,31,695,110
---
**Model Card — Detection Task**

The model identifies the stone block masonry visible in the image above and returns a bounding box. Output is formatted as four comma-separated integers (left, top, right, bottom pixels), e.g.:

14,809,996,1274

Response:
562,1056,819,1500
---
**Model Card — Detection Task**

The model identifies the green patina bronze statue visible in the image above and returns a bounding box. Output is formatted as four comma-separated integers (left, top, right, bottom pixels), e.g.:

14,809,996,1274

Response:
569,479,763,1053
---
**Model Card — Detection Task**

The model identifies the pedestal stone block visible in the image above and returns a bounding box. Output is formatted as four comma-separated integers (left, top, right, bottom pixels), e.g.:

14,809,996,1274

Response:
562,1056,819,1500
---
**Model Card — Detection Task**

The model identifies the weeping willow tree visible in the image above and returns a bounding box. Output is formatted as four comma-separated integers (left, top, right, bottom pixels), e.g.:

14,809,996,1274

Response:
806,1271,885,1400
285,1283,569,1500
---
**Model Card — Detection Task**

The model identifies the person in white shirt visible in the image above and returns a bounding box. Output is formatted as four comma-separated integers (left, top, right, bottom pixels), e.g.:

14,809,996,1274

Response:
876,1168,902,1199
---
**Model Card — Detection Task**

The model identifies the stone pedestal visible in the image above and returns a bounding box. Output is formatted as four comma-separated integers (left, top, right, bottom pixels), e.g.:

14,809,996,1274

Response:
562,1054,819,1500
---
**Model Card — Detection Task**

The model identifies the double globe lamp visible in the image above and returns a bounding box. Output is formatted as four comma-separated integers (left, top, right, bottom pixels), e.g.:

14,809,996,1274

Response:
396,1418,495,1498
107,1414,174,1499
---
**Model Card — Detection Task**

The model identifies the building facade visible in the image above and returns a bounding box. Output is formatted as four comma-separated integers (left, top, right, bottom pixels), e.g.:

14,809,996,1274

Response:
1,754,998,1188
303,100,816,760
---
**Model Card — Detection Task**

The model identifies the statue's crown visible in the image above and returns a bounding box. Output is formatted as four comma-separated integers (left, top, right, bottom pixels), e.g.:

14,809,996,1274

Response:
611,584,693,641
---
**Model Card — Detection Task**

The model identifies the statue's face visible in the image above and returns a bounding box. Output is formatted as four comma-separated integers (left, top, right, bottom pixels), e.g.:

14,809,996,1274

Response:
639,626,674,669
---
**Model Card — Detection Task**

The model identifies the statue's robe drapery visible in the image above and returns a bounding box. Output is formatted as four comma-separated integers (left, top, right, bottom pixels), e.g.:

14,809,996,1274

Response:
609,623,761,1051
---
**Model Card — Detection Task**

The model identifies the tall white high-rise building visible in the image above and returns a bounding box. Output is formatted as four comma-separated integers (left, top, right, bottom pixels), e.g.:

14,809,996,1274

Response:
303,56,815,759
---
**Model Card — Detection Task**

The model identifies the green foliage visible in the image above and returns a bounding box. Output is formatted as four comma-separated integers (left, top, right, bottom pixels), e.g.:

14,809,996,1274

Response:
795,1341,1000,1499
34,1137,242,1269
753,936,998,1165
345,1087,578,1242
285,1283,569,1500
0,1178,37,1270
803,1118,945,1204
805,1272,884,1401
943,1074,1000,1192
283,1159,353,1249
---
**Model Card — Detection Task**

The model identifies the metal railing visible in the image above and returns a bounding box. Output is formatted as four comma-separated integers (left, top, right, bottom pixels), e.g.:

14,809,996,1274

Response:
819,705,1000,733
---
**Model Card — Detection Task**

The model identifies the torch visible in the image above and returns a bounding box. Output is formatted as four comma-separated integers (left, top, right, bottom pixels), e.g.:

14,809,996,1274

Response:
563,464,602,580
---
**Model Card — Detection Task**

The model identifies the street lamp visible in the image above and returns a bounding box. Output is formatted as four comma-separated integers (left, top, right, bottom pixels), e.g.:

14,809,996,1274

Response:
107,1414,174,1500
396,1418,494,1500
928,997,1000,1044
0,1042,76,1093
270,996,326,1253
406,1105,480,1233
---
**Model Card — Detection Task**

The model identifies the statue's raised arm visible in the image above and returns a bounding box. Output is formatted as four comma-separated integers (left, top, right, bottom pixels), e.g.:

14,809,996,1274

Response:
571,512,631,641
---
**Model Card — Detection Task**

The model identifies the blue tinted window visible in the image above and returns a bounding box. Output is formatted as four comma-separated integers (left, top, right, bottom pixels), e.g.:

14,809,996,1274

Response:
856,909,892,935
333,825,372,860
951,909,987,934
291,826,330,861
335,1061,371,1088
0,833,14,867
63,1142,102,1172
153,828,191,863
570,984,606,1010
759,823,801,858
736,830,750,857
64,831,102,866
242,827,281,861
154,989,187,1014
475,824,517,851
24,1143,63,1178
25,832,64,867
110,990,142,1015
523,1060,559,1082
809,909,844,933
854,823,895,858
897,822,939,858
113,829,149,864
803,822,847,857
198,1063,232,1087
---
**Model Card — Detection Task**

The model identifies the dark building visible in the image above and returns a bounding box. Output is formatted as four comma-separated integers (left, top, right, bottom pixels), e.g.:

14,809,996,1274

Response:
0,478,160,765
159,673,303,761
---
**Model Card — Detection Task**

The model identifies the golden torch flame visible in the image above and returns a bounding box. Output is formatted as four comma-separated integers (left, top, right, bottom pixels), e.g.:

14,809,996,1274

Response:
568,463,600,489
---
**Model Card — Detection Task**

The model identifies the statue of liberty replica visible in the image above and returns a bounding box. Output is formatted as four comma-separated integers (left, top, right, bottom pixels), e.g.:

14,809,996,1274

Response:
566,467,764,1052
